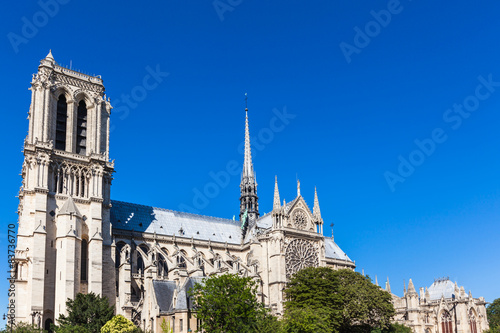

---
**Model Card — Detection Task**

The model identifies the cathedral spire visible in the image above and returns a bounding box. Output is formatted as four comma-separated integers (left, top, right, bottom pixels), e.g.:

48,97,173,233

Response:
240,94,259,224
408,278,417,294
273,176,281,211
313,187,321,219
385,277,391,293
242,94,254,180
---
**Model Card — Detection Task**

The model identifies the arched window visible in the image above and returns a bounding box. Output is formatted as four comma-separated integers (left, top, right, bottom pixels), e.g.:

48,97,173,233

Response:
441,311,453,333
158,254,168,278
76,100,87,155
115,242,125,268
469,309,478,333
137,255,144,275
81,239,88,281
55,95,67,150
177,255,186,268
44,318,53,333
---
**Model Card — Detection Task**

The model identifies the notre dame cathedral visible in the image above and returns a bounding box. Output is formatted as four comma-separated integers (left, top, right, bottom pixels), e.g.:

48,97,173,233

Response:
12,52,489,333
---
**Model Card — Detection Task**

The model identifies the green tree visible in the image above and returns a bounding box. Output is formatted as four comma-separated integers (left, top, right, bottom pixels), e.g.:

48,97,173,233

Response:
333,269,394,332
488,298,500,331
254,310,282,333
284,268,395,333
1,322,47,333
281,307,332,333
189,274,266,333
160,319,173,333
371,323,412,333
101,315,140,333
283,267,343,332
54,292,115,333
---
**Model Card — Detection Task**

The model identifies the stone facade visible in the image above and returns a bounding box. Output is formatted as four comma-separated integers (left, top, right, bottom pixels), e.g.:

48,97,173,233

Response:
12,53,488,333
386,278,489,333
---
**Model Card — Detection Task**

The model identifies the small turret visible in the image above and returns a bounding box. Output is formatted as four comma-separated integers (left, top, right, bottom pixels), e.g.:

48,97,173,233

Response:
407,278,417,295
273,176,281,212
313,187,323,234
385,277,391,293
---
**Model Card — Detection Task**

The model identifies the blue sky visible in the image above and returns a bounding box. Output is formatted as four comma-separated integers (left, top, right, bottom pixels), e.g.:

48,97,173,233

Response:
1,0,500,317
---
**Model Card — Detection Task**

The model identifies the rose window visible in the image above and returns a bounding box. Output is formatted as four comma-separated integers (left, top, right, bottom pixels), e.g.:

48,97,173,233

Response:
292,210,308,229
285,239,318,278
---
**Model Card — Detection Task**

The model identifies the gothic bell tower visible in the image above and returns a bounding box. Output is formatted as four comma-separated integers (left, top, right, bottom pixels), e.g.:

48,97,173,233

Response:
13,51,115,328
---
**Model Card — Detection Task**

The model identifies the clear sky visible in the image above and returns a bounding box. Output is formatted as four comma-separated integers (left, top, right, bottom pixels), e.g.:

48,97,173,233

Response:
1,0,500,317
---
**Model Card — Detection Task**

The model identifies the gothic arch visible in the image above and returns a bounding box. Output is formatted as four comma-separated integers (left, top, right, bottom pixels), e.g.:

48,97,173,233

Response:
73,90,94,107
157,253,168,278
469,308,478,333
51,85,72,101
115,241,126,268
440,310,453,333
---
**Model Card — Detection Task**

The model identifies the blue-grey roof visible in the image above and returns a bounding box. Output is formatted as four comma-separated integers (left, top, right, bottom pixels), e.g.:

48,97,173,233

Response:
153,277,205,314
324,237,353,262
153,280,176,313
175,277,205,310
111,200,243,244
428,279,457,300
256,213,273,229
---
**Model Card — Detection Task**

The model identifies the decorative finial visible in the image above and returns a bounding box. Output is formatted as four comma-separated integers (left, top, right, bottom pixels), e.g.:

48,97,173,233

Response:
273,176,281,211
245,92,248,111
313,186,321,219
297,179,301,196
46,49,54,60
330,223,334,238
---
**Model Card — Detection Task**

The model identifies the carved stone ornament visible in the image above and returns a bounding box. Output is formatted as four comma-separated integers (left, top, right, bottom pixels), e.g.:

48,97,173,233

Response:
292,209,308,230
285,239,318,278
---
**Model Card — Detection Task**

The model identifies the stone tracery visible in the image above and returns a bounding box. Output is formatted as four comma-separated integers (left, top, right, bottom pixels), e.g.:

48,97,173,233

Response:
285,239,318,278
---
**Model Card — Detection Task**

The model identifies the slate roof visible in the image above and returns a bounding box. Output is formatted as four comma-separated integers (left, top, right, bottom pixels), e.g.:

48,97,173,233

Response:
111,200,243,244
324,237,353,262
153,277,205,314
153,280,176,313
58,197,82,217
111,200,354,264
427,278,457,300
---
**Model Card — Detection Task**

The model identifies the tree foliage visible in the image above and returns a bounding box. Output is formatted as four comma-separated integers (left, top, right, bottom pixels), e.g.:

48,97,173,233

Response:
488,298,500,331
101,315,139,333
160,319,173,333
371,323,412,333
284,266,342,331
284,268,395,333
281,307,332,333
55,292,115,333
190,274,267,333
1,322,47,333
334,269,394,332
